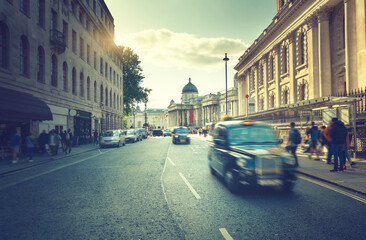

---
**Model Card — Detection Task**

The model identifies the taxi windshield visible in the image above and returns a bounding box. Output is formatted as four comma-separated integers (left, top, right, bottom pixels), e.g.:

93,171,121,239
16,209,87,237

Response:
227,126,277,146
175,128,189,134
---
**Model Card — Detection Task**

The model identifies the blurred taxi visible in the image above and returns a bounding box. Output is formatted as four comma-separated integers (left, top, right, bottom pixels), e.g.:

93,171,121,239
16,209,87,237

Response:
208,120,297,193
172,127,190,144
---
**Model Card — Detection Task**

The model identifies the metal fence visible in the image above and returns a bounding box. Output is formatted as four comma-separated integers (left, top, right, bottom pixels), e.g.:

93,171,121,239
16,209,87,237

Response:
335,87,366,114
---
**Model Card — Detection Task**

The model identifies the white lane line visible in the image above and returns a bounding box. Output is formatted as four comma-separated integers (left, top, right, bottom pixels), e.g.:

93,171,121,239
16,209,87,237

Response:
0,149,114,191
167,157,175,166
219,228,234,240
179,172,201,199
299,176,366,204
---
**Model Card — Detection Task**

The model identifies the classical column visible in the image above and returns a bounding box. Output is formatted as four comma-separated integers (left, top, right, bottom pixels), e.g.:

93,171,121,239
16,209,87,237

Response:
254,65,259,112
287,31,297,103
306,15,320,99
263,58,269,110
317,7,332,96
274,46,281,107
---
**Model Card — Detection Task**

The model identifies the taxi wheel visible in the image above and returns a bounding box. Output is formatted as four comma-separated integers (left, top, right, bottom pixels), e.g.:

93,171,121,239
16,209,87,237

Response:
225,168,240,193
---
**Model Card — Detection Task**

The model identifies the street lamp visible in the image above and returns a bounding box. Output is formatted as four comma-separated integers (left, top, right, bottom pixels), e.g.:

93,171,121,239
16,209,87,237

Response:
144,100,147,127
180,97,183,126
223,53,229,115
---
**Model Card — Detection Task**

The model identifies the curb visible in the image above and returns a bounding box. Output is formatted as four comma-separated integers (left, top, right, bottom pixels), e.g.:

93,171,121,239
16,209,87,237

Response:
295,169,366,197
0,146,99,176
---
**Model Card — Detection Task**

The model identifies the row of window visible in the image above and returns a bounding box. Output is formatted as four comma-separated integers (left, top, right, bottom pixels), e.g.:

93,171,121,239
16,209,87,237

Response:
249,31,307,91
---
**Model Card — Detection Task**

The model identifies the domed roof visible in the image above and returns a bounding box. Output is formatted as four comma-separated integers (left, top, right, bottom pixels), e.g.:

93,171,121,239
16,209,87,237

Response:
182,78,198,93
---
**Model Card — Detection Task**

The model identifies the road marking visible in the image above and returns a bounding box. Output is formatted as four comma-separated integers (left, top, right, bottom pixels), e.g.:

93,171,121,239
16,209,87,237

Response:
0,149,114,191
179,172,201,199
167,157,175,166
299,176,366,204
219,228,234,240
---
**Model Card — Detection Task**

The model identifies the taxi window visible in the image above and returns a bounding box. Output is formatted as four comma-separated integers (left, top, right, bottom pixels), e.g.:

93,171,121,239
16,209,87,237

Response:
213,126,226,140
227,126,276,146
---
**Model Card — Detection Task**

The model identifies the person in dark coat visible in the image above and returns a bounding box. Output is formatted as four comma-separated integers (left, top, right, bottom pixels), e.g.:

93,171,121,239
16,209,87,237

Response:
329,118,348,172
39,130,48,154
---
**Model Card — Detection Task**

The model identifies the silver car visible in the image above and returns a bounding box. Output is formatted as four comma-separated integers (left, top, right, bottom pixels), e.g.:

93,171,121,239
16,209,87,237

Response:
125,129,138,143
100,130,126,148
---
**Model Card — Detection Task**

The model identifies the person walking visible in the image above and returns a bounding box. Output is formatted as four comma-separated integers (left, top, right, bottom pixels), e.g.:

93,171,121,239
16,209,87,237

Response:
65,129,73,154
343,124,356,168
93,129,99,145
60,130,67,153
287,122,300,167
9,128,21,164
55,130,61,155
329,118,348,172
49,130,59,160
25,132,36,162
308,122,320,161
324,120,334,164
39,130,48,154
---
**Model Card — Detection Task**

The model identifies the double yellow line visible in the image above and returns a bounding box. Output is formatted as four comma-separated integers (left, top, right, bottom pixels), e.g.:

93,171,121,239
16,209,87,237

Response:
299,176,366,204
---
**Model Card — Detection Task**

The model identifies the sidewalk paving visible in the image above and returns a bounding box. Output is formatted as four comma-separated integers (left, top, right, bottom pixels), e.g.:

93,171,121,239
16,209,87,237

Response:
1,137,366,196
0,144,99,176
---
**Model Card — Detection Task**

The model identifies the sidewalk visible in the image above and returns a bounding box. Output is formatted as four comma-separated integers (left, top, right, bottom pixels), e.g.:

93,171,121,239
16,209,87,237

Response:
0,144,99,175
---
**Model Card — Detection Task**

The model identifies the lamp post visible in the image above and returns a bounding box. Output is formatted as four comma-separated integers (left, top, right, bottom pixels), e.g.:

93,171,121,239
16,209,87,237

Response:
180,97,183,126
144,101,147,127
223,53,229,115
132,103,136,129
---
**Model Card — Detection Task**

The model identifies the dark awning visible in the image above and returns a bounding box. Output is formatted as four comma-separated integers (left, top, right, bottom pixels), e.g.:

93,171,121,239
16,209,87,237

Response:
0,88,53,121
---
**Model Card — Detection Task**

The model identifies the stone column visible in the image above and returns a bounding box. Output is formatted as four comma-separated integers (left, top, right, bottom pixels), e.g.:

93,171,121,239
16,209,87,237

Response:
254,65,259,112
355,0,366,88
317,7,332,96
306,15,320,99
274,46,281,107
287,31,297,103
263,58,269,110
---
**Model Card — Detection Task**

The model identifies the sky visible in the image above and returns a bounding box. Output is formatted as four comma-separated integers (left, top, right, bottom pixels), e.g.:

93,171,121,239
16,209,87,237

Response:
104,0,277,109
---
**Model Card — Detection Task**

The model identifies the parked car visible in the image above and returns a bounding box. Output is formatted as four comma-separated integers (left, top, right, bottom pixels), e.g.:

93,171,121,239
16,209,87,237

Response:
152,129,163,137
99,130,125,148
163,129,171,137
208,120,297,193
125,129,138,143
172,127,190,144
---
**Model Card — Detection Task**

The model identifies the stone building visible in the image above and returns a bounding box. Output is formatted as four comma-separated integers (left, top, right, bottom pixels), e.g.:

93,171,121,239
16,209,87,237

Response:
0,0,123,144
167,77,239,129
235,0,366,115
125,108,167,130
234,0,366,152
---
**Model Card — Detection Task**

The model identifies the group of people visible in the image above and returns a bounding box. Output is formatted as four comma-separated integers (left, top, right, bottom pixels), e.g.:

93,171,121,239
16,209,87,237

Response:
288,118,355,171
39,129,73,159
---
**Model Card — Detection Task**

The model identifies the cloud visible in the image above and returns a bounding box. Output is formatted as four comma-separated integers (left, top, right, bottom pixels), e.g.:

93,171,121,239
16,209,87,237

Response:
119,29,248,71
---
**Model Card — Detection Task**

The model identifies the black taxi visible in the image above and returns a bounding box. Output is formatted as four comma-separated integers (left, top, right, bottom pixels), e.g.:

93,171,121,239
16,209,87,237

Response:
172,127,190,144
208,120,297,193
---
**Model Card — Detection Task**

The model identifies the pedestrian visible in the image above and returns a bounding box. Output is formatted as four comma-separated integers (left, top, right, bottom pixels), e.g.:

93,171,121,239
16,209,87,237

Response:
287,122,301,167
39,130,48,154
329,118,348,172
303,127,311,153
93,129,99,145
25,132,36,162
65,129,73,154
8,128,21,164
308,122,320,161
49,130,59,159
343,124,356,168
324,120,335,164
55,130,61,155
319,126,327,154
60,130,67,153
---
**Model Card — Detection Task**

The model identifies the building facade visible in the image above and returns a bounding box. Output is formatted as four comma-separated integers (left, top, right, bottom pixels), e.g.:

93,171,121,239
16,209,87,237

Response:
167,77,239,129
235,0,366,116
0,0,123,144
125,108,167,130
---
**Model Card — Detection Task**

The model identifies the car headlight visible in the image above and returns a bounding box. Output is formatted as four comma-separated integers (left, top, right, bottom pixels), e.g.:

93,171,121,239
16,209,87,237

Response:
236,158,247,168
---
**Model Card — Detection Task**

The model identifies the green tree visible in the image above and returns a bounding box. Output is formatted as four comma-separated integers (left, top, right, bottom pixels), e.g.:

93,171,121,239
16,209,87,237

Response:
118,46,151,115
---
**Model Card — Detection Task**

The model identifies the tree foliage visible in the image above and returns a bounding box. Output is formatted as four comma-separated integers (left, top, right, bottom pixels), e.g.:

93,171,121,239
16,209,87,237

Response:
118,46,151,115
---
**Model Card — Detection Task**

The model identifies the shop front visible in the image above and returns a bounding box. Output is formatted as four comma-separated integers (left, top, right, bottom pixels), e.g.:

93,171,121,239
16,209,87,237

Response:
73,110,92,145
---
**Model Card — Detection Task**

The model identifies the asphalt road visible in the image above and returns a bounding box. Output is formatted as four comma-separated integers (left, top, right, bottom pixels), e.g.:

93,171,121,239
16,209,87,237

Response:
0,136,366,240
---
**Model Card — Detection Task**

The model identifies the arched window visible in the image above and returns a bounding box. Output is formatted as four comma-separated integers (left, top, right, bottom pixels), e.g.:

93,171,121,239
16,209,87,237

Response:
80,72,84,97
37,46,45,82
72,67,77,95
87,77,90,100
63,62,68,91
105,87,108,106
20,36,29,76
94,81,97,102
51,54,58,87
110,90,112,107
282,46,288,74
100,84,103,104
259,64,264,86
0,23,9,69
300,34,306,65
